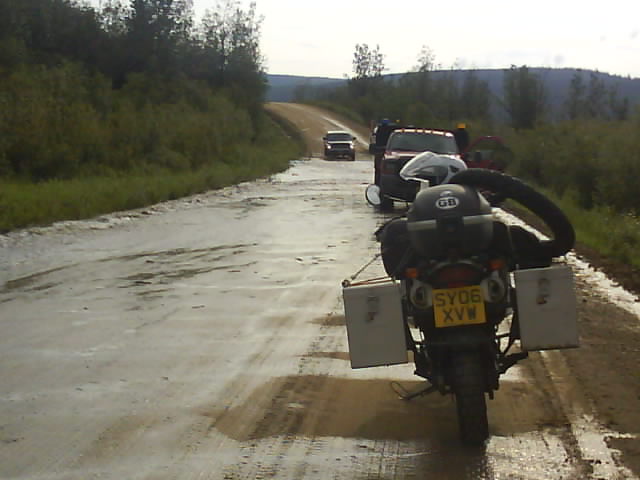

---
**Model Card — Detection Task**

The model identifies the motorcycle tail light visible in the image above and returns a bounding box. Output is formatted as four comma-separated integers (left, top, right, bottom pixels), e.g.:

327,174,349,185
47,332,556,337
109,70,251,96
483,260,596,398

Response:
405,267,419,279
489,258,506,271
433,264,482,288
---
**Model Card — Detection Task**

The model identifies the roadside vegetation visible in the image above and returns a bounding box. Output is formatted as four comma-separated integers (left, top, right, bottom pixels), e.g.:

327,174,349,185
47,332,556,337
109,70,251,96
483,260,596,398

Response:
502,119,640,268
0,0,303,233
297,43,640,269
3,2,640,273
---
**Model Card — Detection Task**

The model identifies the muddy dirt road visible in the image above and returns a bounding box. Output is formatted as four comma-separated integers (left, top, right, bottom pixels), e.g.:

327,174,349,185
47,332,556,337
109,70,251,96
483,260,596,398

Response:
1,103,639,479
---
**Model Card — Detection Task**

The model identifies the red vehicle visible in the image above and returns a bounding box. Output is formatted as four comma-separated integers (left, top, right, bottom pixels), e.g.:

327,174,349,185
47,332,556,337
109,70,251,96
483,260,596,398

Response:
462,135,512,171
374,125,512,210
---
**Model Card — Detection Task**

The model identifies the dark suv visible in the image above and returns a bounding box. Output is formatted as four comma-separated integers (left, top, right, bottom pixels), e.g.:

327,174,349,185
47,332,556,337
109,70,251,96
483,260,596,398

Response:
378,128,460,208
323,130,356,161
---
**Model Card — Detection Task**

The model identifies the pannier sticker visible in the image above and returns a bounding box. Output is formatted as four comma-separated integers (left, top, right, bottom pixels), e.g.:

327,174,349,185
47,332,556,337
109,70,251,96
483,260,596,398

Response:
436,196,459,209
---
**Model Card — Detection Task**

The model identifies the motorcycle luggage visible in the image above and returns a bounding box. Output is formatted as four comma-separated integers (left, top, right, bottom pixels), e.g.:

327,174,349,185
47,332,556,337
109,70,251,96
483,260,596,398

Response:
378,217,411,278
514,264,579,350
406,184,493,259
342,281,408,368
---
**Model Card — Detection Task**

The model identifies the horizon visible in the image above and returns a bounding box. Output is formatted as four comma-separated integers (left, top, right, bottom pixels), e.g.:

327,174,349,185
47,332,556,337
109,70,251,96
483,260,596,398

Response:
265,66,640,82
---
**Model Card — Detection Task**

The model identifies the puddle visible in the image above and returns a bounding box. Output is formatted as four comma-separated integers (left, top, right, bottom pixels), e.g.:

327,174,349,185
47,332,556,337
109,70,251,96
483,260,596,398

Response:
572,415,636,479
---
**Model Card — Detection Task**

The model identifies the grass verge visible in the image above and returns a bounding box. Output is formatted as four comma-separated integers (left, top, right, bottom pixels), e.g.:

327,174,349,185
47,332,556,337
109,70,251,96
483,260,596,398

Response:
506,187,640,270
0,122,302,233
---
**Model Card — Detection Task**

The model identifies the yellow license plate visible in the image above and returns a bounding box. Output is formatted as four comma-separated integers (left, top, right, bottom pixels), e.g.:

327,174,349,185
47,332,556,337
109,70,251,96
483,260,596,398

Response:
433,285,486,328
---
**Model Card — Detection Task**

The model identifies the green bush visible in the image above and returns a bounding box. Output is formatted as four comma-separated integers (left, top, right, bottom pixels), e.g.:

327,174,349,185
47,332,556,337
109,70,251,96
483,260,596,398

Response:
0,123,297,233
496,114,640,267
0,62,302,232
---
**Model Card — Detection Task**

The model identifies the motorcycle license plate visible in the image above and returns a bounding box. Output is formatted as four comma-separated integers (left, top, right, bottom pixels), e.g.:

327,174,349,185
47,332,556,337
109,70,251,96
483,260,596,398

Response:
433,285,486,328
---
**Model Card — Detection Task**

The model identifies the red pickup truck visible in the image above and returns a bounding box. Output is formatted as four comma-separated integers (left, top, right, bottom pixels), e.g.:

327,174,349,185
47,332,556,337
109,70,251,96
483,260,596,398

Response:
370,124,512,210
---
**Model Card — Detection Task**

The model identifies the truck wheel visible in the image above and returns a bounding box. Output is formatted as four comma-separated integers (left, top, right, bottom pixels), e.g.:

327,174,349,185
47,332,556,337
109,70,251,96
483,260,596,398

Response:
350,154,356,161
452,351,489,446
379,196,394,211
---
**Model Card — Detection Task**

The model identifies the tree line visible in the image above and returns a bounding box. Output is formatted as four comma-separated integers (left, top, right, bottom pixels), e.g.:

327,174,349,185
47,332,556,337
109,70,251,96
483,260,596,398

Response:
302,43,640,218
0,0,276,181
303,43,632,130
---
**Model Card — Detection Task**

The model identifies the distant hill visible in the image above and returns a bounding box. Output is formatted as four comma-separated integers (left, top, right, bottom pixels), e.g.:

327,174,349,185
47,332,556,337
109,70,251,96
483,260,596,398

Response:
266,74,345,102
266,68,640,120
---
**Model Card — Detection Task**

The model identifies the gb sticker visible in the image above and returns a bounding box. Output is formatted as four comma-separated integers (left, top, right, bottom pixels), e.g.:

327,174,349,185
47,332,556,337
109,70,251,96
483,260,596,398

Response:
436,196,459,209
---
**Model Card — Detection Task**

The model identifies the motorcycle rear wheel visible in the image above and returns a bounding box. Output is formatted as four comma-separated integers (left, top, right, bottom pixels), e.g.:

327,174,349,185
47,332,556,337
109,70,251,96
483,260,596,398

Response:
453,351,489,446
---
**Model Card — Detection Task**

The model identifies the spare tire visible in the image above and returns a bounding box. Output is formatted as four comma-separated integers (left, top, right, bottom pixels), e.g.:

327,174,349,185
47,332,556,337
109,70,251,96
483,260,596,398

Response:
448,169,575,258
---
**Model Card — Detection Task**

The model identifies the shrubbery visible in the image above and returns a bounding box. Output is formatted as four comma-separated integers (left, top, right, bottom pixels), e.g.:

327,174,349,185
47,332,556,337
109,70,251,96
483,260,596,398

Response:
0,0,306,232
501,116,640,213
0,62,263,181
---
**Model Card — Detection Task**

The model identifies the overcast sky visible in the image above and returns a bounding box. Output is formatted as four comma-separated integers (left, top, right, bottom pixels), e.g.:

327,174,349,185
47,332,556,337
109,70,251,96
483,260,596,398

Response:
189,0,640,79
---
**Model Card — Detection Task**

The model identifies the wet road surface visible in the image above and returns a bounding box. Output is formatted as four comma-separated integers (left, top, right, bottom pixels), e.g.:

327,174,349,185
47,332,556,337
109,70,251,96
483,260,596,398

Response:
1,105,638,479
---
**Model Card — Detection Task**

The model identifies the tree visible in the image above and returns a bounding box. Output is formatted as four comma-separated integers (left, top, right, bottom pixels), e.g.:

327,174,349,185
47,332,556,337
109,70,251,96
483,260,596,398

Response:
565,71,586,120
502,65,546,129
585,72,607,119
352,43,385,80
565,70,630,121
432,70,460,121
460,70,491,121
98,0,129,36
408,45,437,105
124,0,194,76
608,86,630,121
198,1,265,113
348,42,386,111
414,45,438,73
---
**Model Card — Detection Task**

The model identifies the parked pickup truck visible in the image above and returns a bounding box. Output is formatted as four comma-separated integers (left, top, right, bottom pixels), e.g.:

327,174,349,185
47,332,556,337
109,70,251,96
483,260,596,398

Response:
371,123,512,210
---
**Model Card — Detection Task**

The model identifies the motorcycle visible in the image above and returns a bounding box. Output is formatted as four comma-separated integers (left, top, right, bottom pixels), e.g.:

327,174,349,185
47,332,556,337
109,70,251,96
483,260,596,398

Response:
343,153,578,445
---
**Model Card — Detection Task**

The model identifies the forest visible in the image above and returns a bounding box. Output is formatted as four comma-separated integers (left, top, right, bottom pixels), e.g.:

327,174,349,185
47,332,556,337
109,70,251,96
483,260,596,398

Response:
0,0,303,231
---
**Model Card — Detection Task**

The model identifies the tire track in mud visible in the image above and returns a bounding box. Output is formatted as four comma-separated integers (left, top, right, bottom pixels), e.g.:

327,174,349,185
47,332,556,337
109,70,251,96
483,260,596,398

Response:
213,292,636,478
214,309,364,479
217,314,341,479
216,304,447,479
